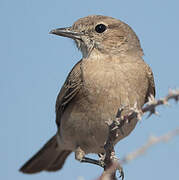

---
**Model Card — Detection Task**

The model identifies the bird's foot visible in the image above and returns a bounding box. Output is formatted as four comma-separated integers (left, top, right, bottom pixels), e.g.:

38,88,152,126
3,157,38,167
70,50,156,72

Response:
81,157,105,167
75,147,104,167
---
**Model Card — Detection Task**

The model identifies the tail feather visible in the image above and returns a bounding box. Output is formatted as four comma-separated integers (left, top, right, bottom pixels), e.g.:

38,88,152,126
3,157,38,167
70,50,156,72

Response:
46,150,71,171
19,135,71,174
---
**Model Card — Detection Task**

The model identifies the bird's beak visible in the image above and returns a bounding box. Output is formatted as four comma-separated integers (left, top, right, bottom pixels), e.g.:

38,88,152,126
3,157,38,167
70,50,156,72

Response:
49,27,83,40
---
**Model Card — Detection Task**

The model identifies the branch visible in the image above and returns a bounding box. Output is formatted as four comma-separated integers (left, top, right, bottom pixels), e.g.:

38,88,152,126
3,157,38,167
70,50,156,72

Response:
121,128,179,164
142,89,179,116
102,89,179,180
117,89,179,128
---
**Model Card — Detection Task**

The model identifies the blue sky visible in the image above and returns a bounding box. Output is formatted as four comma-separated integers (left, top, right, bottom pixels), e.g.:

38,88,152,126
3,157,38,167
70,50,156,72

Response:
1,0,179,180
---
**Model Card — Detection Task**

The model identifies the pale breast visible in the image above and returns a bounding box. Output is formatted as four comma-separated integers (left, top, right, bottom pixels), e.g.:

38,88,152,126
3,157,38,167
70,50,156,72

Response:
81,58,149,111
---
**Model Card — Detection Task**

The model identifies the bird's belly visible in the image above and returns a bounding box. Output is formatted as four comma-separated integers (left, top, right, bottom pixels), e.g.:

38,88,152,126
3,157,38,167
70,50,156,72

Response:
59,86,139,154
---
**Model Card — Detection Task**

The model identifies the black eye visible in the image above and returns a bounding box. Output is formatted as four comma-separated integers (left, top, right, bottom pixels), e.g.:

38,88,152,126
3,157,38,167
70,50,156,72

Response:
95,24,107,33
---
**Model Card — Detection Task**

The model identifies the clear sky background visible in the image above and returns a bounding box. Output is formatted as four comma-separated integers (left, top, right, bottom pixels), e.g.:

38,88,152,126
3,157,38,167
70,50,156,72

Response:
1,0,179,180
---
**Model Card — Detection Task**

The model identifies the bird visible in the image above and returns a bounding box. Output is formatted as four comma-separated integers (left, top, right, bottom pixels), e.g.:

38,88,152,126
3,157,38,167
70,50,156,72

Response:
19,15,155,174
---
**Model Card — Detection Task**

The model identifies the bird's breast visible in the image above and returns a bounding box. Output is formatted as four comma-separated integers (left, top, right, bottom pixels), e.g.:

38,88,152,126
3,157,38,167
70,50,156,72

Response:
81,58,148,111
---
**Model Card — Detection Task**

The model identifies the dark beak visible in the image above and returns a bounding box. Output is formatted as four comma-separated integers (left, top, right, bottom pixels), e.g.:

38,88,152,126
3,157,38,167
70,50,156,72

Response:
49,27,83,40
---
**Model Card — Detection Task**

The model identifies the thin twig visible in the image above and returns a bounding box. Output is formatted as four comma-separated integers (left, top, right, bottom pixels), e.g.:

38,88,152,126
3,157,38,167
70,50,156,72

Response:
121,128,179,164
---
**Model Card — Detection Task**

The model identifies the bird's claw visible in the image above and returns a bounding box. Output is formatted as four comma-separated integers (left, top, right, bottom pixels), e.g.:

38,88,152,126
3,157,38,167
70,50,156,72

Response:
117,162,124,180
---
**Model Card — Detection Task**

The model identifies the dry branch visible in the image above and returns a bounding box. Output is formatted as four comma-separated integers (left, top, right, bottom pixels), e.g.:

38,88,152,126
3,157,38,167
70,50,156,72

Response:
121,128,179,164
102,89,179,180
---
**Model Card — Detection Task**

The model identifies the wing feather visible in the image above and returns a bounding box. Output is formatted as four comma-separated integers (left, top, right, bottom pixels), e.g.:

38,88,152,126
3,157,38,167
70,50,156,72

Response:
55,60,82,127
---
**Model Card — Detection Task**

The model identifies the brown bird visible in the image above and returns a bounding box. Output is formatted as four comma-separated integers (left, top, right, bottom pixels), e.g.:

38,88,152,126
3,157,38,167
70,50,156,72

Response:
20,15,155,173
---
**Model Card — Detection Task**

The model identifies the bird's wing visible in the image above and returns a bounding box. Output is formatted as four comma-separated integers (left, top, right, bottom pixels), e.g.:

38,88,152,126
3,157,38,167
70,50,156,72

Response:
55,60,83,127
145,64,156,103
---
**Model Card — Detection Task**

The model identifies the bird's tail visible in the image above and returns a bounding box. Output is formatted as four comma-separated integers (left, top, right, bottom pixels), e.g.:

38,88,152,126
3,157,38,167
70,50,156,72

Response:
19,135,71,174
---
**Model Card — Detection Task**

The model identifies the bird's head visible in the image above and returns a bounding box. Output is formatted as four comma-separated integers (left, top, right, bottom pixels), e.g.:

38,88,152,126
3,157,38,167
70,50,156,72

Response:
50,15,143,58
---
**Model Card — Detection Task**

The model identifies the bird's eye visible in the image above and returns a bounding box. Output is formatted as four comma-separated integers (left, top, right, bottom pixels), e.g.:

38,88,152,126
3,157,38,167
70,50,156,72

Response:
95,24,107,33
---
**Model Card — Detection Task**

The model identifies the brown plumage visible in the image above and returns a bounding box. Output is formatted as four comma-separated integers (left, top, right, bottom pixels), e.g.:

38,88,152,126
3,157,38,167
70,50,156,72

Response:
20,15,155,173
